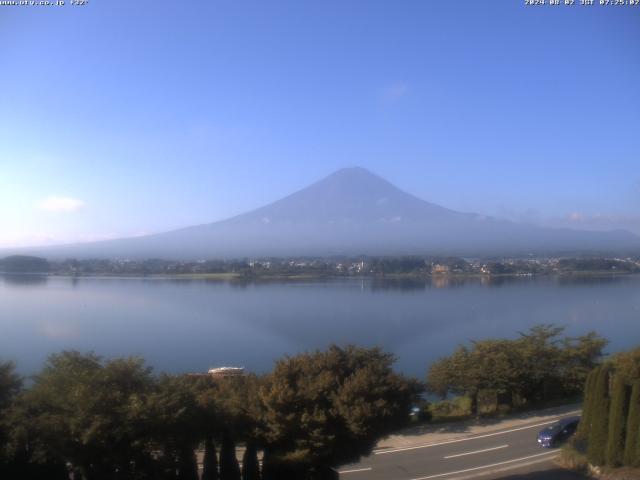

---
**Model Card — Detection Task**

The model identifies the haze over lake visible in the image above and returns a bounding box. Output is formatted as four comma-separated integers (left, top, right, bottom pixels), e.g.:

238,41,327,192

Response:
2,274,639,377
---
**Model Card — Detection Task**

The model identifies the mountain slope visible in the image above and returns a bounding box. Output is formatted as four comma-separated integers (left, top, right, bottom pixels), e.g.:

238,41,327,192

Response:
7,167,640,259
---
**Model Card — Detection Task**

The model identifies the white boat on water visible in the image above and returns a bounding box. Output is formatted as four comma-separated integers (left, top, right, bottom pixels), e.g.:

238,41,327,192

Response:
208,366,245,376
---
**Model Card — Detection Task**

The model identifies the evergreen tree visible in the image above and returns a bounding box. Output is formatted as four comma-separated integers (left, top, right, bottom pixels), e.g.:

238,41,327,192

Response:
606,374,629,466
623,381,640,467
587,365,611,466
220,431,241,480
576,368,598,442
260,449,275,480
202,437,219,480
241,443,260,480
177,448,199,480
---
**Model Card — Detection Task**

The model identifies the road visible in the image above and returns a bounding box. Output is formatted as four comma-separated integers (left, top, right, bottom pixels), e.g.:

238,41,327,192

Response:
338,415,585,480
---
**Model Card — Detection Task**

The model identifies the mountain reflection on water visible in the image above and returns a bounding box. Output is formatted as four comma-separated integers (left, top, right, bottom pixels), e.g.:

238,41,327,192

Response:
1,273,638,377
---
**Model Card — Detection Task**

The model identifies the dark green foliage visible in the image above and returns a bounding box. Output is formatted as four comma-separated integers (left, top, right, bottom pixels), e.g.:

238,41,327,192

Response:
0,345,425,476
561,331,609,395
0,361,21,462
177,448,199,480
202,437,219,480
426,325,607,413
515,324,566,403
606,374,629,466
260,345,422,469
260,449,275,480
17,351,156,478
611,348,640,385
0,361,21,411
144,375,206,478
220,431,241,480
0,255,49,273
623,381,640,467
198,374,264,442
576,368,598,441
310,466,339,480
557,258,636,273
369,257,429,274
587,366,611,466
241,443,260,480
577,349,640,469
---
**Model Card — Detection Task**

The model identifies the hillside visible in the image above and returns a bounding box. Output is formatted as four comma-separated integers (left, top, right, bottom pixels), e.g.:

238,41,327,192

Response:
5,168,640,259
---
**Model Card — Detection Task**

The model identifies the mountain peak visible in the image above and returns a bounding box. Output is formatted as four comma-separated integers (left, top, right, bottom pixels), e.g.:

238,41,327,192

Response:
9,168,639,259
326,166,377,178
233,166,455,225
309,167,397,196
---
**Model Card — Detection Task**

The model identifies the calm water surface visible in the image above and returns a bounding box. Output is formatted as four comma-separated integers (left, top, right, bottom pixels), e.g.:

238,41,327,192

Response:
1,274,639,377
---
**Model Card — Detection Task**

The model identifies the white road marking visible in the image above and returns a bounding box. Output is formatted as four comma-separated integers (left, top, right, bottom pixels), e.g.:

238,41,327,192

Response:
338,467,373,474
374,413,581,455
443,444,509,459
408,450,559,480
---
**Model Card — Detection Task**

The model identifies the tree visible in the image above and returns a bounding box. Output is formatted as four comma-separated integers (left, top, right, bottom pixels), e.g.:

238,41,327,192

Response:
144,375,206,480
576,368,598,442
469,339,521,410
202,437,219,480
427,325,607,414
219,431,241,480
241,443,260,480
611,348,640,385
428,339,525,414
0,361,23,476
426,349,462,399
623,381,640,467
427,346,481,414
0,255,49,273
198,374,264,443
21,351,155,479
515,324,565,403
177,447,199,480
606,374,629,466
587,365,611,466
260,345,421,472
0,361,21,412
560,331,608,396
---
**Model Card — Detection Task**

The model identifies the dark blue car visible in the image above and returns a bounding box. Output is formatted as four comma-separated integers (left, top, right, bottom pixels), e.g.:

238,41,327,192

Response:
537,416,580,448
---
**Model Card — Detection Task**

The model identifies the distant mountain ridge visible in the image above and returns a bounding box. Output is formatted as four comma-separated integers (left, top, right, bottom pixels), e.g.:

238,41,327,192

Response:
6,167,640,259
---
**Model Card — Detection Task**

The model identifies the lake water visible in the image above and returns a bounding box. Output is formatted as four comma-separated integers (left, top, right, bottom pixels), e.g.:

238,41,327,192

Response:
1,274,639,378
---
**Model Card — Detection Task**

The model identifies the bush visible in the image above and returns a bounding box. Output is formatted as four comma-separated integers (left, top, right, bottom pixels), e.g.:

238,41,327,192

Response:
559,442,589,473
429,397,470,419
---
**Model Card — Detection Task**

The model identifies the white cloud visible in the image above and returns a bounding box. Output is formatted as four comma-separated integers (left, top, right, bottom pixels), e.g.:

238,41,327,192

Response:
38,196,85,213
380,82,409,104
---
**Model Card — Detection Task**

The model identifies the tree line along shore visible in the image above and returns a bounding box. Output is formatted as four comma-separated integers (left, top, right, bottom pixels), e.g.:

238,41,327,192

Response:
2,325,637,480
2,254,640,279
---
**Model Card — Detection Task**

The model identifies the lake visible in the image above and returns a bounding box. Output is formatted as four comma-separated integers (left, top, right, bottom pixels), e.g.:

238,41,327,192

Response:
1,274,639,378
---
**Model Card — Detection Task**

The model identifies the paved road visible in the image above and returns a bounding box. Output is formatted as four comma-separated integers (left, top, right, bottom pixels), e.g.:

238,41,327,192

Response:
338,415,583,480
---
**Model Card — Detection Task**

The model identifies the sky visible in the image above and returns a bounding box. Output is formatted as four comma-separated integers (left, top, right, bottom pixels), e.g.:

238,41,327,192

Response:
1,0,639,247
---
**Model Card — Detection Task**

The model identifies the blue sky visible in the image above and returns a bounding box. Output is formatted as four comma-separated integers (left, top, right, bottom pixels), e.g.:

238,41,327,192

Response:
1,0,639,247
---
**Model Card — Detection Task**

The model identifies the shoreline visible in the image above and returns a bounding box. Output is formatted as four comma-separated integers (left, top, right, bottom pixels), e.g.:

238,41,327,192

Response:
2,271,638,281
